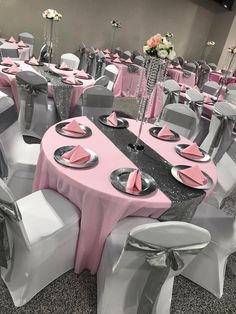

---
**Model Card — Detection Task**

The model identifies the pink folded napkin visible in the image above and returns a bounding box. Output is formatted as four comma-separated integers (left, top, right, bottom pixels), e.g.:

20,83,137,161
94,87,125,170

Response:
107,112,118,126
104,53,111,58
218,94,224,101
6,64,20,74
1,57,14,65
62,145,90,164
113,57,121,63
75,69,89,78
104,48,110,53
180,84,186,92
28,57,39,65
62,120,86,134
178,165,207,186
181,143,203,158
126,169,142,192
204,95,212,104
8,36,16,43
125,58,132,63
176,65,182,69
17,40,26,47
157,124,174,139
169,64,174,69
113,53,119,58
59,62,70,70
64,76,78,85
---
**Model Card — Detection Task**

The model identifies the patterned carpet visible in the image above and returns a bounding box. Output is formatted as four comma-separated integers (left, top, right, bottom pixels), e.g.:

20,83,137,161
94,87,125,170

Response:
2,97,235,313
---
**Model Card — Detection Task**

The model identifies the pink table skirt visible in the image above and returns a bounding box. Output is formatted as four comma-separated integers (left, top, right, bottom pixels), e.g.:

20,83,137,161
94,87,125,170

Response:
0,62,94,112
108,61,145,98
168,68,196,87
209,72,236,84
33,117,217,274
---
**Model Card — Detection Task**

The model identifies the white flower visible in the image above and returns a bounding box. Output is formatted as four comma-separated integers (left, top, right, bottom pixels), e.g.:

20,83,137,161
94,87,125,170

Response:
143,45,149,54
158,49,168,59
167,49,176,60
42,8,62,21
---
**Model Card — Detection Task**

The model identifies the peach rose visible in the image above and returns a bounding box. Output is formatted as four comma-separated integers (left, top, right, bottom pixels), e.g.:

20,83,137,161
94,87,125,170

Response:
147,34,161,48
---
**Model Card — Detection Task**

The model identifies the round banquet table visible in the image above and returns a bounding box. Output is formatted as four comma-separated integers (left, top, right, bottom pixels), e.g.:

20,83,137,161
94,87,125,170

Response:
168,67,196,87
0,38,30,61
209,71,236,84
32,116,217,274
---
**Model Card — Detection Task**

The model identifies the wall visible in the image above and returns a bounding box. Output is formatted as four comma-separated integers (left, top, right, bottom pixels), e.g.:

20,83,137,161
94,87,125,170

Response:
0,0,216,62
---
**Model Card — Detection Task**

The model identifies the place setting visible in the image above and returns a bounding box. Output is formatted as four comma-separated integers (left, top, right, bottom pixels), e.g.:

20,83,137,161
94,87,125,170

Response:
99,111,129,128
54,62,74,71
171,164,213,190
54,144,98,169
74,69,92,80
149,124,180,141
175,142,211,162
61,75,83,85
55,119,92,138
25,56,44,66
17,40,29,48
1,63,21,75
0,57,19,67
110,167,157,196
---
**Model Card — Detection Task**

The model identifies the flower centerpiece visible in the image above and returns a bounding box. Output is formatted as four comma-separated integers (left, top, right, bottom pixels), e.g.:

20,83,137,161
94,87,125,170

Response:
42,9,62,66
110,19,121,51
207,41,215,47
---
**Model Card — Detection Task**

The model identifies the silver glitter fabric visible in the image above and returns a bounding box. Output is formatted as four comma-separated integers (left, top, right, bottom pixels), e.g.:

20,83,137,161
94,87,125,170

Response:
35,66,73,120
220,187,236,217
92,118,205,222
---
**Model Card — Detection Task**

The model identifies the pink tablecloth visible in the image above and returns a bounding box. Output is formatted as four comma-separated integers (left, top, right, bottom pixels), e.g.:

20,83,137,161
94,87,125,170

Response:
18,47,30,61
33,117,217,274
168,68,196,87
209,71,236,84
108,61,145,97
0,62,94,112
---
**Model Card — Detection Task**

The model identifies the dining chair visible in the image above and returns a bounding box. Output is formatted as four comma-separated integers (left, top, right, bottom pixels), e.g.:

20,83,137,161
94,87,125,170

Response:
97,217,210,314
200,101,236,163
133,55,144,66
122,50,132,60
0,178,80,307
202,81,220,96
80,85,114,118
16,71,57,140
177,56,184,67
94,75,109,87
95,55,106,79
183,139,236,298
87,50,97,77
38,44,50,63
132,50,141,60
208,63,217,71
0,42,19,59
18,32,34,57
225,89,236,105
104,64,119,91
197,64,211,90
78,46,89,71
156,103,197,138
226,83,236,91
171,58,180,67
185,88,204,141
114,47,122,56
183,62,197,73
60,53,80,70
0,94,40,200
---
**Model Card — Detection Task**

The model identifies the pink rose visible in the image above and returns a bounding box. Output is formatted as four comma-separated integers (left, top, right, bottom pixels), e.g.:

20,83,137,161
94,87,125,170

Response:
147,34,161,48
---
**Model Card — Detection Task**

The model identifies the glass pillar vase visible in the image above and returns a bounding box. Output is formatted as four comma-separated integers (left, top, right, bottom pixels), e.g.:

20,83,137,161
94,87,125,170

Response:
43,18,59,70
129,55,168,152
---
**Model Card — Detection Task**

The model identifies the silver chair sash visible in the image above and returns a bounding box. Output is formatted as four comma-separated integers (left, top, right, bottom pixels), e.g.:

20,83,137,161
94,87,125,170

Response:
163,88,179,106
197,67,210,90
0,213,10,268
209,109,236,163
122,234,208,314
104,70,117,82
164,109,196,129
87,53,96,75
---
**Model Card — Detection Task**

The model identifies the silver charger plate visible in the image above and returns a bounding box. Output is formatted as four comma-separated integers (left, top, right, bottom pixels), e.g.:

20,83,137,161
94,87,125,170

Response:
175,144,211,162
1,68,21,75
99,115,129,128
171,165,213,190
149,127,180,142
61,77,83,85
55,122,92,138
1,62,19,67
54,146,98,169
55,64,73,71
110,168,157,196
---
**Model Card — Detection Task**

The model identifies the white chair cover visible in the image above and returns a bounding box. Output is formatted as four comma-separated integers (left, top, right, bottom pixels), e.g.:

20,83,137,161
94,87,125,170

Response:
81,85,114,118
156,103,197,138
200,101,236,163
0,92,39,200
94,75,109,87
18,32,34,57
16,71,57,140
202,80,220,96
0,42,19,59
226,83,236,91
60,53,80,70
225,89,236,105
183,140,236,298
133,55,144,66
97,217,210,314
0,178,80,306
183,62,197,73
122,50,132,60
104,64,119,91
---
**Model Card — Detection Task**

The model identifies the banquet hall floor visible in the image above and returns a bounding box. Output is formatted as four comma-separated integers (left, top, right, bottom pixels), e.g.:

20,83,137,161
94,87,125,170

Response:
1,97,235,313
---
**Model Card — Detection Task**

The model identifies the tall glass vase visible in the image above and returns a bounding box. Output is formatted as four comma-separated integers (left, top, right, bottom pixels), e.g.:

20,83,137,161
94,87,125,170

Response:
44,18,59,70
129,55,168,152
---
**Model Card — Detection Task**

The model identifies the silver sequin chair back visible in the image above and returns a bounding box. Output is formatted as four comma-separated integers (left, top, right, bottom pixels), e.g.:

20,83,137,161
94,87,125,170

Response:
97,218,210,314
18,32,34,57
200,101,236,163
183,139,236,298
133,56,144,66
81,85,114,118
16,71,57,140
